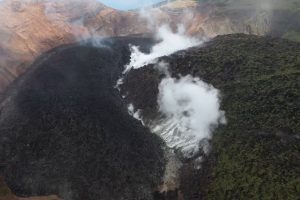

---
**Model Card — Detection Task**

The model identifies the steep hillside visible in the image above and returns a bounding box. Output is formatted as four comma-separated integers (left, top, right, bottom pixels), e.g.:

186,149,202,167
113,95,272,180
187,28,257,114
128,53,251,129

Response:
121,34,300,199
0,177,60,200
0,0,74,96
0,0,145,96
0,0,157,96
0,38,165,200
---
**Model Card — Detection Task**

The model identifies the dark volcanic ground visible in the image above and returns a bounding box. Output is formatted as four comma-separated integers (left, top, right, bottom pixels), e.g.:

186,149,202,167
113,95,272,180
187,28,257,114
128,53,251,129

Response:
0,34,299,200
121,34,300,200
0,38,166,200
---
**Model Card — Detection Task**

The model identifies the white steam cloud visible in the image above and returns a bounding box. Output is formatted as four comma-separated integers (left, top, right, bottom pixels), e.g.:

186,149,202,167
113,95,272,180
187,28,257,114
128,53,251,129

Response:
152,72,226,157
124,25,202,72
126,61,226,158
119,5,225,158
120,6,223,158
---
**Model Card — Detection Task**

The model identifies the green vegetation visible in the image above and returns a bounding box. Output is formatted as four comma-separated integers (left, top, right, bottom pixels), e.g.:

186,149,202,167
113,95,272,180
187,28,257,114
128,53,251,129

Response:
170,34,300,133
283,31,300,42
172,34,300,199
124,34,300,199
210,130,300,200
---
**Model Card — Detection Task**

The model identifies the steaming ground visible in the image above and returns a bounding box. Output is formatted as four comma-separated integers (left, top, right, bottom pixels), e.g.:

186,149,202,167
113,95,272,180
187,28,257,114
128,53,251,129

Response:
120,25,225,157
124,25,202,72
154,74,226,156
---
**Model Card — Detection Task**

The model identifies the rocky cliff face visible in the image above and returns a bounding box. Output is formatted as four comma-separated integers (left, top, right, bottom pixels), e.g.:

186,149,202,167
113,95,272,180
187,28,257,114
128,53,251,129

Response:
2,0,296,97
0,0,74,96
0,0,145,95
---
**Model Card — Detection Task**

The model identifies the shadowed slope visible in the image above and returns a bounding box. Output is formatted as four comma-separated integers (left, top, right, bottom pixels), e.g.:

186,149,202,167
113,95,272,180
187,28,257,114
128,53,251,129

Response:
0,38,165,200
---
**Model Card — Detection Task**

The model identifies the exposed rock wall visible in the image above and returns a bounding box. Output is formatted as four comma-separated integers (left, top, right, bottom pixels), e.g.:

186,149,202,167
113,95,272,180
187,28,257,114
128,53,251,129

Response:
0,0,284,96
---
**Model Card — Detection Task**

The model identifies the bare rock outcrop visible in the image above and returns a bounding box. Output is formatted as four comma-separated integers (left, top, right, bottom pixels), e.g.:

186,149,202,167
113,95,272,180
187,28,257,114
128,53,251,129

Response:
1,0,292,96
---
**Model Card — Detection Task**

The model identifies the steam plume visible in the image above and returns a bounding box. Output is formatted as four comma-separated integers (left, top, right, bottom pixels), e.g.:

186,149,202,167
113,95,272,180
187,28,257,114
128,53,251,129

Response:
120,3,226,157
153,73,226,156
124,25,202,72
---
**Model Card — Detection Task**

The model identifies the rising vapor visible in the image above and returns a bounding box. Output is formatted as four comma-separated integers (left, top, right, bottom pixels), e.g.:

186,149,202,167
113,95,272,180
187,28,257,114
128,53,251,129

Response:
154,74,226,157
124,25,201,72
121,9,225,157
